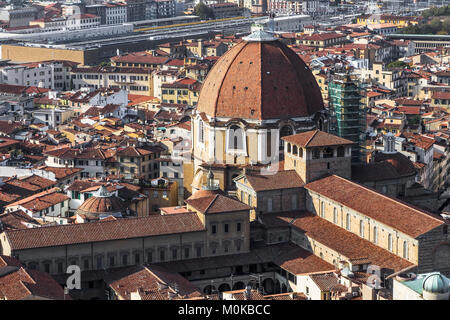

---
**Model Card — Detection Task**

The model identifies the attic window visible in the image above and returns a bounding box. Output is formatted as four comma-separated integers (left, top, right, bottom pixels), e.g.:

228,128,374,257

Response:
239,61,243,64
249,62,253,64
232,86,236,89
244,87,248,90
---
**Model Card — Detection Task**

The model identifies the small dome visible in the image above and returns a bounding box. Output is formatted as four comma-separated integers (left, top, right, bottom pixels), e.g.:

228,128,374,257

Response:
423,273,449,294
76,186,127,220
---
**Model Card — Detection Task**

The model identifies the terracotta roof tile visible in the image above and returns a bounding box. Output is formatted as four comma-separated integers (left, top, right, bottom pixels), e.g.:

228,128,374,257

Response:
304,175,444,238
238,170,304,192
5,213,205,250
185,194,250,214
197,39,324,120
282,130,354,148
264,212,413,272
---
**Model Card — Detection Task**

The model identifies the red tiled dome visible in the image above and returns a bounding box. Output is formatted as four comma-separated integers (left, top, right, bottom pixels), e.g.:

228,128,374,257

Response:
197,37,324,120
76,186,127,219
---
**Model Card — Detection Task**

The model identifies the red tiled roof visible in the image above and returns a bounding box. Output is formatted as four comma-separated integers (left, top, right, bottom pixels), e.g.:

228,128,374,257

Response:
238,170,304,192
0,256,66,300
5,213,205,250
197,39,324,120
264,212,414,272
282,130,354,148
186,194,251,214
305,175,444,238
432,91,450,100
104,265,202,300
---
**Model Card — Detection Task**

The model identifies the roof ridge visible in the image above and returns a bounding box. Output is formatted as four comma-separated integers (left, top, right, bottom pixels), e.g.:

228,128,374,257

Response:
204,194,220,213
304,130,319,147
5,212,197,234
330,174,444,226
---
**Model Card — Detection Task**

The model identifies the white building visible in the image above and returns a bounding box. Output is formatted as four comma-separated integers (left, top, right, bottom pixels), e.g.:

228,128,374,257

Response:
32,108,74,129
0,24,134,44
254,14,312,33
0,61,75,90
105,3,128,25
29,14,101,32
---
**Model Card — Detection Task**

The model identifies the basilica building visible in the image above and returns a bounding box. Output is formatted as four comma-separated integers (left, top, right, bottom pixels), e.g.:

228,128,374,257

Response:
185,29,328,195
1,29,448,300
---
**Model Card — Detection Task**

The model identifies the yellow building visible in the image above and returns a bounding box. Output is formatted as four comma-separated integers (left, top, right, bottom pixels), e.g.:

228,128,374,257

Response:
71,66,154,96
161,77,201,106
142,178,178,213
295,33,347,49
356,14,421,28
185,40,229,57
314,73,329,101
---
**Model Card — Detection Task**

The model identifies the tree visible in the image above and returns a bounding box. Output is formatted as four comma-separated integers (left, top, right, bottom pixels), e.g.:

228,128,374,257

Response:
194,2,215,20
443,18,450,34
429,17,442,33
386,60,408,70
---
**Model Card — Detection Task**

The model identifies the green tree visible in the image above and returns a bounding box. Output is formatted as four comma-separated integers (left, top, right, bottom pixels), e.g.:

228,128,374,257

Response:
194,2,215,20
386,60,408,70
443,17,450,34
429,17,442,32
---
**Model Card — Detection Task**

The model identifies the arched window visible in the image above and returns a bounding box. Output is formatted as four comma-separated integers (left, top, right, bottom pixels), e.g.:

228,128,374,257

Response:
287,143,291,153
323,147,333,158
320,201,325,217
388,234,393,252
333,207,337,224
198,120,204,143
266,130,272,158
346,213,350,230
228,125,244,151
337,146,345,157
373,226,378,244
359,220,364,237
299,148,303,158
403,241,409,259
293,145,298,155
